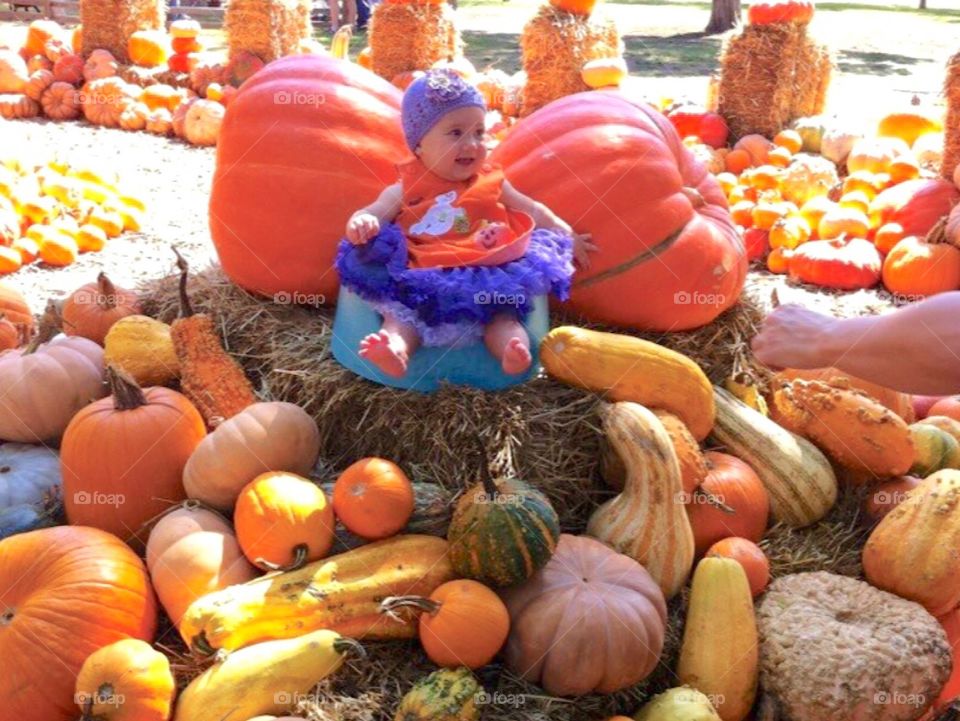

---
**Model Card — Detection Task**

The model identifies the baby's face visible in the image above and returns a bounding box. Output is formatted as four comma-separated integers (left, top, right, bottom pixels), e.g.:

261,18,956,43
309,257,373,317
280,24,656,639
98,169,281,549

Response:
417,106,487,182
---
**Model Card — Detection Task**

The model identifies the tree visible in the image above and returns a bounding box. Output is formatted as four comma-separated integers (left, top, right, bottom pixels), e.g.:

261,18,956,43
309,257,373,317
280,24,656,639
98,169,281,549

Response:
919,0,927,8
705,0,741,34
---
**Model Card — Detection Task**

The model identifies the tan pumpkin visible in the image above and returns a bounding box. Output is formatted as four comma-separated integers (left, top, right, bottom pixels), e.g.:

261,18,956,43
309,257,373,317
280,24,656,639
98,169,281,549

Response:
118,101,148,131
25,69,54,102
770,378,915,480
863,470,960,616
587,402,695,598
146,502,258,627
0,49,28,94
677,557,758,721
183,401,321,510
0,94,39,120
847,136,910,174
171,96,197,138
82,49,118,82
145,107,172,135
81,77,135,127
184,98,224,146
501,533,667,696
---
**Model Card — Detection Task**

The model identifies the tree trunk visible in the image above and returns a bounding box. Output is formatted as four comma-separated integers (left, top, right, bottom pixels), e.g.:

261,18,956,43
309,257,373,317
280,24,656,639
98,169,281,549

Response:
919,0,927,8
705,0,742,34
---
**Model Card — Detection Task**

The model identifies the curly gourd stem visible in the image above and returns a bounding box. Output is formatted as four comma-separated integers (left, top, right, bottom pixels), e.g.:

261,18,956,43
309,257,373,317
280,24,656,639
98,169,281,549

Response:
24,300,61,354
255,544,309,573
472,435,499,499
332,636,366,660
97,272,117,310
106,365,148,411
172,245,194,318
380,595,441,623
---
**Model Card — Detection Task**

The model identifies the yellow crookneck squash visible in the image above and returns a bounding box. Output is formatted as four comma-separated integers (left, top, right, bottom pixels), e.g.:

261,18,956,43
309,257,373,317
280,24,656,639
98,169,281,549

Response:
179,534,455,654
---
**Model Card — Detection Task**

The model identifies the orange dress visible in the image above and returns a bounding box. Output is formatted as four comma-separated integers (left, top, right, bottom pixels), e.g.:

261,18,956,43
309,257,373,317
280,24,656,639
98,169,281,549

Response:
394,158,534,269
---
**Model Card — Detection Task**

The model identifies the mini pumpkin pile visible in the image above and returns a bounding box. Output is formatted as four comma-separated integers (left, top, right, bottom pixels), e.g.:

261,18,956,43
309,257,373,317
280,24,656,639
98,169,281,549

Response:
0,153,146,273
704,110,960,296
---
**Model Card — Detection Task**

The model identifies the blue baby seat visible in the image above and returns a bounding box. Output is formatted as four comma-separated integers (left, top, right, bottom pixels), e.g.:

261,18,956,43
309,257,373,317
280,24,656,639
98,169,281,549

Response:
331,288,549,392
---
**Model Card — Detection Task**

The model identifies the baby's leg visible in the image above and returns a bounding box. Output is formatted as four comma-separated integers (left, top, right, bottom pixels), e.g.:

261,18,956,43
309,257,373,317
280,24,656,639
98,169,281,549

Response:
485,313,531,375
359,314,421,377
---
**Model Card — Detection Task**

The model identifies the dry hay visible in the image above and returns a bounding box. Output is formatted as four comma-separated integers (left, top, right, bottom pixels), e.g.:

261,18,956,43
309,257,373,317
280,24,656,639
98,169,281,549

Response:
813,44,834,117
119,65,192,89
719,22,830,139
520,5,621,117
79,0,164,62
225,0,312,63
138,268,893,720
942,50,960,181
368,3,461,84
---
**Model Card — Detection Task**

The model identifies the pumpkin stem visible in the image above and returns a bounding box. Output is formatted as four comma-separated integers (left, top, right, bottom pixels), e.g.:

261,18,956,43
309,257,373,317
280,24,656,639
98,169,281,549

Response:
23,300,61,354
191,632,217,659
97,272,118,309
380,595,442,622
255,544,309,572
925,215,952,246
106,365,148,411
332,636,367,660
472,435,499,500
172,245,195,318
0,607,14,626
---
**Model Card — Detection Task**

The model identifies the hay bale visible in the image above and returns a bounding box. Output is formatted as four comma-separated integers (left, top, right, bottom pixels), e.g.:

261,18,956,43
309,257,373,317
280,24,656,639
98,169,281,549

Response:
520,5,621,117
942,51,960,181
719,22,831,139
226,0,313,63
812,44,833,116
368,3,461,84
80,0,164,62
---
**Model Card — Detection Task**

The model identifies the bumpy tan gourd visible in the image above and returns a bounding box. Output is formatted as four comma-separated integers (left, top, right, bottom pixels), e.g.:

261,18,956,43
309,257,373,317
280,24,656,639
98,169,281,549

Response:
773,368,914,422
863,470,960,616
179,534,455,655
587,402,695,598
710,388,837,527
677,557,758,721
771,378,915,478
540,326,715,440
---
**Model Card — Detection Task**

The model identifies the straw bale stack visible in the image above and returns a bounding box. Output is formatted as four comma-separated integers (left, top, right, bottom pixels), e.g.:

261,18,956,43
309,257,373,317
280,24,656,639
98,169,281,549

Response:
368,2,461,84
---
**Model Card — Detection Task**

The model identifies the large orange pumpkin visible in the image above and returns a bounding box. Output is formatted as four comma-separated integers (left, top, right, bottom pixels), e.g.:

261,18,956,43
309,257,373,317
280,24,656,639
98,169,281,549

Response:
209,54,406,302
61,367,207,547
490,90,746,330
882,236,960,298
869,178,959,238
0,526,157,721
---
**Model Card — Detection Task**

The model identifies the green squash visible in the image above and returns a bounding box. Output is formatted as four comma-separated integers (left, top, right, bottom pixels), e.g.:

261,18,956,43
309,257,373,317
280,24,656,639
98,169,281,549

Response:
909,424,959,477
634,686,721,721
446,451,560,587
394,668,481,721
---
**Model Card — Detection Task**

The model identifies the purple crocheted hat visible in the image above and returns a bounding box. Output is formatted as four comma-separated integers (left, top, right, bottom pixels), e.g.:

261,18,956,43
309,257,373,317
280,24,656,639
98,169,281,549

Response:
401,69,486,152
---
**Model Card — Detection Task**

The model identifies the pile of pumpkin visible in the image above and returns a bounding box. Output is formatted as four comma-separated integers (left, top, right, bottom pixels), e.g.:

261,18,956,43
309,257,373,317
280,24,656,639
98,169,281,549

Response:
3,261,960,721
0,153,145,274
673,106,960,296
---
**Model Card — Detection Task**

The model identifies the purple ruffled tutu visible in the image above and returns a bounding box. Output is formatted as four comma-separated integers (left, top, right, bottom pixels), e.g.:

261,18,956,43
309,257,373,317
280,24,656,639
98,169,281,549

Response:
335,223,574,347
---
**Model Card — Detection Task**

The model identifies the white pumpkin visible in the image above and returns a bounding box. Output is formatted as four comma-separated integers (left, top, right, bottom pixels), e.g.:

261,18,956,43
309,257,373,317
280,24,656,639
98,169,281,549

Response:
820,128,861,165
184,98,224,146
913,132,945,169
0,443,61,508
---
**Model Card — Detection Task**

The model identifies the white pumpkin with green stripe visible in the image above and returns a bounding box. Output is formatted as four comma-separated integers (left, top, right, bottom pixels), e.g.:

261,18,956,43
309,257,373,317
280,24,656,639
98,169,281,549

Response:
915,416,960,470
909,423,960,477
710,388,837,527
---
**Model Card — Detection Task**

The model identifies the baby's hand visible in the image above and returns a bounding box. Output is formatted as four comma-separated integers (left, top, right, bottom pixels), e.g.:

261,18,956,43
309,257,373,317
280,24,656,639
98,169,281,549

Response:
572,232,598,269
347,213,380,245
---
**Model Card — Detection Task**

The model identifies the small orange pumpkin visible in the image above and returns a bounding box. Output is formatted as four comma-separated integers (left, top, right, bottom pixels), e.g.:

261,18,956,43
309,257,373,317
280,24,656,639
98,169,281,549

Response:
705,537,770,597
381,579,510,669
62,272,141,345
128,30,168,68
882,236,960,298
332,458,415,540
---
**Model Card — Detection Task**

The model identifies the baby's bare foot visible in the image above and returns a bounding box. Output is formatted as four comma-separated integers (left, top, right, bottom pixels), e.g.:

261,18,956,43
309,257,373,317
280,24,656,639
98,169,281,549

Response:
359,330,409,377
501,336,532,375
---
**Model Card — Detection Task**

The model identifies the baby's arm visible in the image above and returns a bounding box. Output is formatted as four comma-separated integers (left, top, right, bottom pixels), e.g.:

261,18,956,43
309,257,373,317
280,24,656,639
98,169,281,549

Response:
346,183,403,245
501,180,597,268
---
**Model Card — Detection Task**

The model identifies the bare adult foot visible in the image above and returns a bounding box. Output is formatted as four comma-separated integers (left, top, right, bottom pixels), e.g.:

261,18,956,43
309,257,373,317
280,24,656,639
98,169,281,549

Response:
359,330,409,377
501,336,532,375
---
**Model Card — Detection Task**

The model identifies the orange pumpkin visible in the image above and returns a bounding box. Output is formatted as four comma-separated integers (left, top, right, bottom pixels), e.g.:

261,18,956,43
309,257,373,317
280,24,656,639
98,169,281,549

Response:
687,451,770,557
171,36,203,55
863,475,922,523
167,52,198,74
234,471,335,570
0,526,157,721
725,148,752,174
39,231,78,266
61,367,207,548
61,272,141,345
0,247,22,274
24,19,62,58
773,129,802,154
705,537,770,597
381,579,510,669
549,0,597,14
332,457,414,540
882,236,960,298
789,237,883,290
210,55,406,304
928,608,960,717
128,30,168,68
357,46,372,69
53,53,84,85
869,178,959,238
928,397,960,423
818,206,870,239
874,222,906,254
847,136,910,175
491,90,746,330
734,134,773,166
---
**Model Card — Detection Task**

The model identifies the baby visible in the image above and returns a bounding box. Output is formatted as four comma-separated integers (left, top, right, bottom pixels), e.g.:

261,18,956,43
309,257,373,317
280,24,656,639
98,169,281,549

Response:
336,69,594,379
